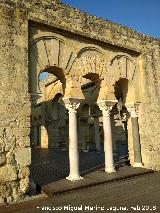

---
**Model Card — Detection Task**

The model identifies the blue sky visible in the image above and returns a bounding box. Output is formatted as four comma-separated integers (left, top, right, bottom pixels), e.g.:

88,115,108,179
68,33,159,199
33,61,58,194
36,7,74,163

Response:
62,0,160,38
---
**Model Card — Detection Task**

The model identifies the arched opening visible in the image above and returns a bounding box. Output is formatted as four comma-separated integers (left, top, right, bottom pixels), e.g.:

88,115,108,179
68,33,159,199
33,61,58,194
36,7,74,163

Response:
39,72,49,80
30,66,67,190
29,36,75,192
81,73,100,103
79,73,101,152
83,73,100,84
63,71,104,176
38,66,66,95
114,78,135,104
31,66,65,147
114,78,135,164
78,103,90,151
42,66,65,83
46,93,67,149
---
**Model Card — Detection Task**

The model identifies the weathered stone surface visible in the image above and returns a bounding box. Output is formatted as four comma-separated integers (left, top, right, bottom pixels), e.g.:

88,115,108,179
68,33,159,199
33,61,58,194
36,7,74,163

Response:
6,151,15,166
15,148,31,166
0,154,6,166
0,197,5,205
20,177,30,193
0,184,8,198
6,196,13,204
18,166,30,179
0,165,17,182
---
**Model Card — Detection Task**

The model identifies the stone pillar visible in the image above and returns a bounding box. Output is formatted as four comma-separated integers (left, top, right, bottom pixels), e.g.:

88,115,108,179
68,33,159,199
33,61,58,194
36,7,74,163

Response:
97,100,117,173
110,115,117,155
41,125,48,148
63,97,83,181
94,116,101,152
126,103,142,167
33,126,38,146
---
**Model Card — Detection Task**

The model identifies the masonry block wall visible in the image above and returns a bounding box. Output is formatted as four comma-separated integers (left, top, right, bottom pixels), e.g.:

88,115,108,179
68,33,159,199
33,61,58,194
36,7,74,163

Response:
0,3,31,203
0,0,160,204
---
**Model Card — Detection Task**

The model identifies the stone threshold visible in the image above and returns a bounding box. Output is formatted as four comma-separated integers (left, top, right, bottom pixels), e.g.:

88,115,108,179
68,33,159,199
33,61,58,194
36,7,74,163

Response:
42,165,154,196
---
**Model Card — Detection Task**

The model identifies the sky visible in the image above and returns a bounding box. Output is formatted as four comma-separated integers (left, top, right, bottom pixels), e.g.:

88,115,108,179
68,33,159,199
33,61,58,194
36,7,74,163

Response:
61,0,160,38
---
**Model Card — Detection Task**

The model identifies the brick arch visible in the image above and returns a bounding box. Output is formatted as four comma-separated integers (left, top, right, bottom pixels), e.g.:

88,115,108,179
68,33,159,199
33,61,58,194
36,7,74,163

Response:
69,47,107,81
98,53,138,102
109,53,136,82
77,46,105,58
29,36,75,93
108,53,141,104
47,80,64,101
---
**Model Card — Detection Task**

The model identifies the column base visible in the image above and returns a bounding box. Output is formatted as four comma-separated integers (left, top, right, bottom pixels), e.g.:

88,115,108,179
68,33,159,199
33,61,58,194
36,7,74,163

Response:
105,167,116,173
66,175,84,182
133,162,143,168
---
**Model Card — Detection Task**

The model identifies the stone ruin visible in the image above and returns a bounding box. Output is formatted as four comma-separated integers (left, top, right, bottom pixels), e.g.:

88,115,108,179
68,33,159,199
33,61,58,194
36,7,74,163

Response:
0,0,160,204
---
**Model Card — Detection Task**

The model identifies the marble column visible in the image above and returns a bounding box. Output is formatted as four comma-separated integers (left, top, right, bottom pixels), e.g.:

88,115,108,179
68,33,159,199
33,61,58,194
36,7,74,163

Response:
126,103,142,167
97,100,117,173
94,116,101,152
63,97,83,181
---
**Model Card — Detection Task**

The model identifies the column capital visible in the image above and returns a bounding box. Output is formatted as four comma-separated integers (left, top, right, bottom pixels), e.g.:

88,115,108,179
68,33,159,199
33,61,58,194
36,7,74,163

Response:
97,100,118,117
126,102,140,118
62,97,83,113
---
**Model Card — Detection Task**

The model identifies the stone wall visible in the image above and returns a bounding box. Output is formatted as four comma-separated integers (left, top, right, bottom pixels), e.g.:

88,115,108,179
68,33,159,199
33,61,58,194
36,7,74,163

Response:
0,3,31,203
0,0,160,204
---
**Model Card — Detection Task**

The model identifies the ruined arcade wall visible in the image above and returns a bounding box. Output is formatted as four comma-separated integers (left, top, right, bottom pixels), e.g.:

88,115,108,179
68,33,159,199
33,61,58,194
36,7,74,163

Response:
0,0,160,204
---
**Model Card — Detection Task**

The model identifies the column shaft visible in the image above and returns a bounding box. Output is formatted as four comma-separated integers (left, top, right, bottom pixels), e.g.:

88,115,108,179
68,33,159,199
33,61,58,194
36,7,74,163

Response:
103,112,115,173
126,103,142,167
63,97,83,181
67,110,81,180
131,117,142,165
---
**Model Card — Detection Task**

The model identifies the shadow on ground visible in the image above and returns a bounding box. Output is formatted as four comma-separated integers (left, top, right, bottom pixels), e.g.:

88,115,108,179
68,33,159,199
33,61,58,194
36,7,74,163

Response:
30,148,105,186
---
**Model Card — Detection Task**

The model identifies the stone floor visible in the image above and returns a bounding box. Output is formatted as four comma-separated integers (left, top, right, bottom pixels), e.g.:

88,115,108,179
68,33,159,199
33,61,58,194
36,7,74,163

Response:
1,171,160,213
31,148,105,186
1,147,160,213
42,165,153,196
